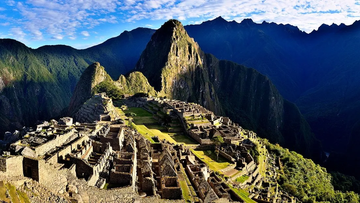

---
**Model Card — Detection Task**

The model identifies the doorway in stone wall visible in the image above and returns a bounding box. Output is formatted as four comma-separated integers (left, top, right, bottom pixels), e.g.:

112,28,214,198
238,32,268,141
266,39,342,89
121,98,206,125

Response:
24,166,32,178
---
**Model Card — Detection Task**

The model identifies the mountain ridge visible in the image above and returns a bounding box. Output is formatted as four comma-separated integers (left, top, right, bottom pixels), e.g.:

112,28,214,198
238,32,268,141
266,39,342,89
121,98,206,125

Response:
0,28,154,137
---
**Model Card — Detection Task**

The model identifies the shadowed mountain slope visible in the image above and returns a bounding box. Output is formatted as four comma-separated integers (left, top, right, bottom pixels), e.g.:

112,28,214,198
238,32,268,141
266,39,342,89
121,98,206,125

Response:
0,28,154,136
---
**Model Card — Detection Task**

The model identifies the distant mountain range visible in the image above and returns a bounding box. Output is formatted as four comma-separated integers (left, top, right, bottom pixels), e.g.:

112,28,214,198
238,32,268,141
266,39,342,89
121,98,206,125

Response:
2,17,360,178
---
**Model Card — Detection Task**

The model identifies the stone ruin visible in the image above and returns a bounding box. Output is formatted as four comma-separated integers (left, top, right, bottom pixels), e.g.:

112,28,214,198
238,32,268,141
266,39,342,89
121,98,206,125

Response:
74,93,120,123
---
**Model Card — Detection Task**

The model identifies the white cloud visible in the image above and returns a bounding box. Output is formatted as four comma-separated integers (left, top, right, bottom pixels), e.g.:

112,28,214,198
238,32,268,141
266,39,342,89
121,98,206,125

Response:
10,27,26,40
12,0,120,41
121,0,360,33
5,0,360,45
6,0,15,6
52,34,63,40
81,31,90,37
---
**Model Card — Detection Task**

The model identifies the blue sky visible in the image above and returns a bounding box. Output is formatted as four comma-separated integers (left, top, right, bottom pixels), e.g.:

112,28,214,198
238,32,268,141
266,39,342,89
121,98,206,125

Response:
1,0,360,49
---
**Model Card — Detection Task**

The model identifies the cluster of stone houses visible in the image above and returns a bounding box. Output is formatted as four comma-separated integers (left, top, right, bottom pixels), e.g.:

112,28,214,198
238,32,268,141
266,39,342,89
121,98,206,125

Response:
1,94,299,202
0,94,186,200
175,144,245,202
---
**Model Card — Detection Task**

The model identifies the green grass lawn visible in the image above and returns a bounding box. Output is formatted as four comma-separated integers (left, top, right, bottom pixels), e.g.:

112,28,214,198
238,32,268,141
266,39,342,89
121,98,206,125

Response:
180,180,192,202
191,149,230,172
229,185,257,203
236,175,249,183
125,107,197,145
124,107,153,117
170,133,197,145
130,123,156,143
132,116,158,124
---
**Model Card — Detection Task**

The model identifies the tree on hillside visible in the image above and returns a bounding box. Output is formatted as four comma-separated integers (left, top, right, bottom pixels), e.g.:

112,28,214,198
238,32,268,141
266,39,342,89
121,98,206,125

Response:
212,135,224,161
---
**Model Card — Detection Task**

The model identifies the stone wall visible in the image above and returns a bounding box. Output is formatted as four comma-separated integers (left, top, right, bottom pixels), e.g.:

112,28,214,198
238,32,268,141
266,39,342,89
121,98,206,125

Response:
142,177,155,193
35,129,76,156
73,158,93,181
162,187,182,199
38,159,68,193
46,135,89,165
100,127,124,151
0,158,5,172
109,171,132,186
0,156,23,176
219,150,235,163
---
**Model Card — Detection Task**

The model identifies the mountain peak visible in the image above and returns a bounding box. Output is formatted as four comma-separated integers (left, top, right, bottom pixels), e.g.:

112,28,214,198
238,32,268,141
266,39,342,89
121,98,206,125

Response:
68,62,110,115
212,16,228,23
162,19,183,29
135,20,203,96
241,18,255,25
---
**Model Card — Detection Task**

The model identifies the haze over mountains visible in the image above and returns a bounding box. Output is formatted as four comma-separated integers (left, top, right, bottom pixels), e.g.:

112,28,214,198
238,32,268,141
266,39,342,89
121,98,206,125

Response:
1,17,360,178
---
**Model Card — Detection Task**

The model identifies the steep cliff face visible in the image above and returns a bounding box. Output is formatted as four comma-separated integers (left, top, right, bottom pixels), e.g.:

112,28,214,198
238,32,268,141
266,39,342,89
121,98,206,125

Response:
68,62,109,115
135,20,320,158
135,20,221,114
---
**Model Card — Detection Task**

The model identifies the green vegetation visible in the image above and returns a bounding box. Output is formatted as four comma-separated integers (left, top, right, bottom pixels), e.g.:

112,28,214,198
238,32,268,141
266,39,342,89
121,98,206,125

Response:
212,135,224,144
265,139,359,203
0,182,30,203
129,122,156,143
124,107,153,117
92,72,157,102
248,143,260,164
236,175,249,183
191,149,230,172
228,184,256,203
331,171,360,193
93,80,123,100
125,107,197,145
0,182,8,202
180,180,192,202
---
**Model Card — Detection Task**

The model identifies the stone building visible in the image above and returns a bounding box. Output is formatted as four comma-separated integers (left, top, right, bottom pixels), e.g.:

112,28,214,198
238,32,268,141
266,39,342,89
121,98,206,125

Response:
109,131,137,191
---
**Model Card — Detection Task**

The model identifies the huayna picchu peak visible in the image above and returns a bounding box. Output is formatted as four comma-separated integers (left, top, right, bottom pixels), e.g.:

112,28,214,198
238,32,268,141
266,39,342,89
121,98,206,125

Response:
1,18,360,203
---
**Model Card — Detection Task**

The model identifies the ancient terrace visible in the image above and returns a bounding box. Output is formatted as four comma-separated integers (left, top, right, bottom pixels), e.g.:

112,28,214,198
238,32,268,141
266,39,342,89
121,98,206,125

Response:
0,93,297,203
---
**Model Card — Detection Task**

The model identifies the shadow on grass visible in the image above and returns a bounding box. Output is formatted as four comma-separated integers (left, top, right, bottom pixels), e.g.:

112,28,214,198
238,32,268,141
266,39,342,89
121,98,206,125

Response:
170,133,197,145
201,150,229,164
